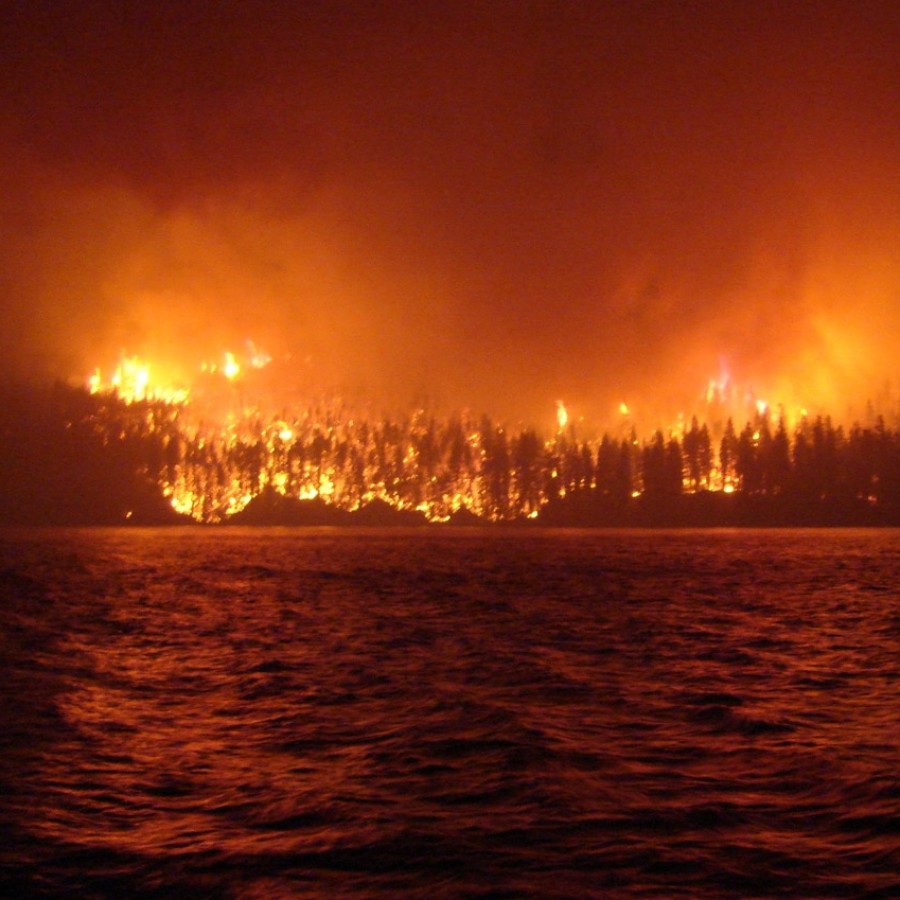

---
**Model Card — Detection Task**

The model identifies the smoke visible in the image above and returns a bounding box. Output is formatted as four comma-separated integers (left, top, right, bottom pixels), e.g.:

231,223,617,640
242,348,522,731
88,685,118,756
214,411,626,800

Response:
1,1,898,425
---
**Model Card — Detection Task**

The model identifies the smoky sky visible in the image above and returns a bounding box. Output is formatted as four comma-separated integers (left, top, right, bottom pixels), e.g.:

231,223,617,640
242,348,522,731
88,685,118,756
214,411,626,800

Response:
1,0,898,424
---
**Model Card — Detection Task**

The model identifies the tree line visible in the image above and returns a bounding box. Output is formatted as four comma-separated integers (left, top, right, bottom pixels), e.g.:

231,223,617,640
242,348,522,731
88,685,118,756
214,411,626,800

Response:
1,383,898,525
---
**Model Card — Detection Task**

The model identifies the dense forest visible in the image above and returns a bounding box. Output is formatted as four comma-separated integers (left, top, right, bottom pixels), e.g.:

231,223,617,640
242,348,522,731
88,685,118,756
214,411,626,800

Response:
1,382,899,526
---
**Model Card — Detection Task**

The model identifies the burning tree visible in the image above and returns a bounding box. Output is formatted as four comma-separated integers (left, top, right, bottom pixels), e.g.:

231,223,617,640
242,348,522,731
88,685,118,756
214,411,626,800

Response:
2,352,898,526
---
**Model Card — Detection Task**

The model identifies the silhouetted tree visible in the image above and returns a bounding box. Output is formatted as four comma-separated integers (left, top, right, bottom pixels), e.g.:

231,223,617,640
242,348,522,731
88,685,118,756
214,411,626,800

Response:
719,418,738,489
683,416,702,490
763,418,791,495
641,431,667,498
511,428,542,515
615,434,635,503
665,437,684,498
595,435,618,497
736,424,760,493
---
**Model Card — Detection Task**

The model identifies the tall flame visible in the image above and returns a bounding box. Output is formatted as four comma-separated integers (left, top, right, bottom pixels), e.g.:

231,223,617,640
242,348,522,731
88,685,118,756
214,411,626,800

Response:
223,352,241,381
88,354,187,404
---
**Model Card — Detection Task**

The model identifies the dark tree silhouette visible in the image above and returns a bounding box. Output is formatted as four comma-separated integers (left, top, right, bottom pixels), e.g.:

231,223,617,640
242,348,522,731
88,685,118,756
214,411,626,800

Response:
4,382,900,526
719,418,738,490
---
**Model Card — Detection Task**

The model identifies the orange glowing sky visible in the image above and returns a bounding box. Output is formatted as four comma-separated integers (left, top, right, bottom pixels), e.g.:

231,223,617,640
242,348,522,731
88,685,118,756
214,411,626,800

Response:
1,1,898,424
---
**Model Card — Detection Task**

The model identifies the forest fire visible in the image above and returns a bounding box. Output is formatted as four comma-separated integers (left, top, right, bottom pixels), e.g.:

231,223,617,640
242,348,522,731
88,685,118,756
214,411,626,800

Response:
88,356,189,405
3,6,898,897
86,347,273,408
56,351,899,526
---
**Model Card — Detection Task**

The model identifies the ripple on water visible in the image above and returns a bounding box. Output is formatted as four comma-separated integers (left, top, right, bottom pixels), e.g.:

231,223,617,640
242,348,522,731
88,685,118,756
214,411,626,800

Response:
0,527,898,898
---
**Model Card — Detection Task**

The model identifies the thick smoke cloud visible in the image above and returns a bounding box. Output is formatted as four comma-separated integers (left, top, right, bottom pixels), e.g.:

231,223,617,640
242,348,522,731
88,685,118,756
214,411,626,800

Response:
1,1,898,425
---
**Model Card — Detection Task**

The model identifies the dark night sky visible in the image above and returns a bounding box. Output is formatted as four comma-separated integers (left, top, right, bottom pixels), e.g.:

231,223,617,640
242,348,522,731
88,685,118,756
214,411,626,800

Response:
1,0,898,424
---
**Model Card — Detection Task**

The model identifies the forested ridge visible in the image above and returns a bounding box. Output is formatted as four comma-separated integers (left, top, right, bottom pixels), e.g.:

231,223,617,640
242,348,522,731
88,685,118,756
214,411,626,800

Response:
2,383,899,526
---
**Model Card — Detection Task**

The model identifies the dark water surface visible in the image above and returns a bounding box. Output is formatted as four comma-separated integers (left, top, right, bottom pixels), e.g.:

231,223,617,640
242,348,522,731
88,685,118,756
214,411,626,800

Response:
1,527,898,898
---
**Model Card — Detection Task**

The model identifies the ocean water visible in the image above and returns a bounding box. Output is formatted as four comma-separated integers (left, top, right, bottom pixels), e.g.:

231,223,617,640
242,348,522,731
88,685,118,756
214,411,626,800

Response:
1,527,898,898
